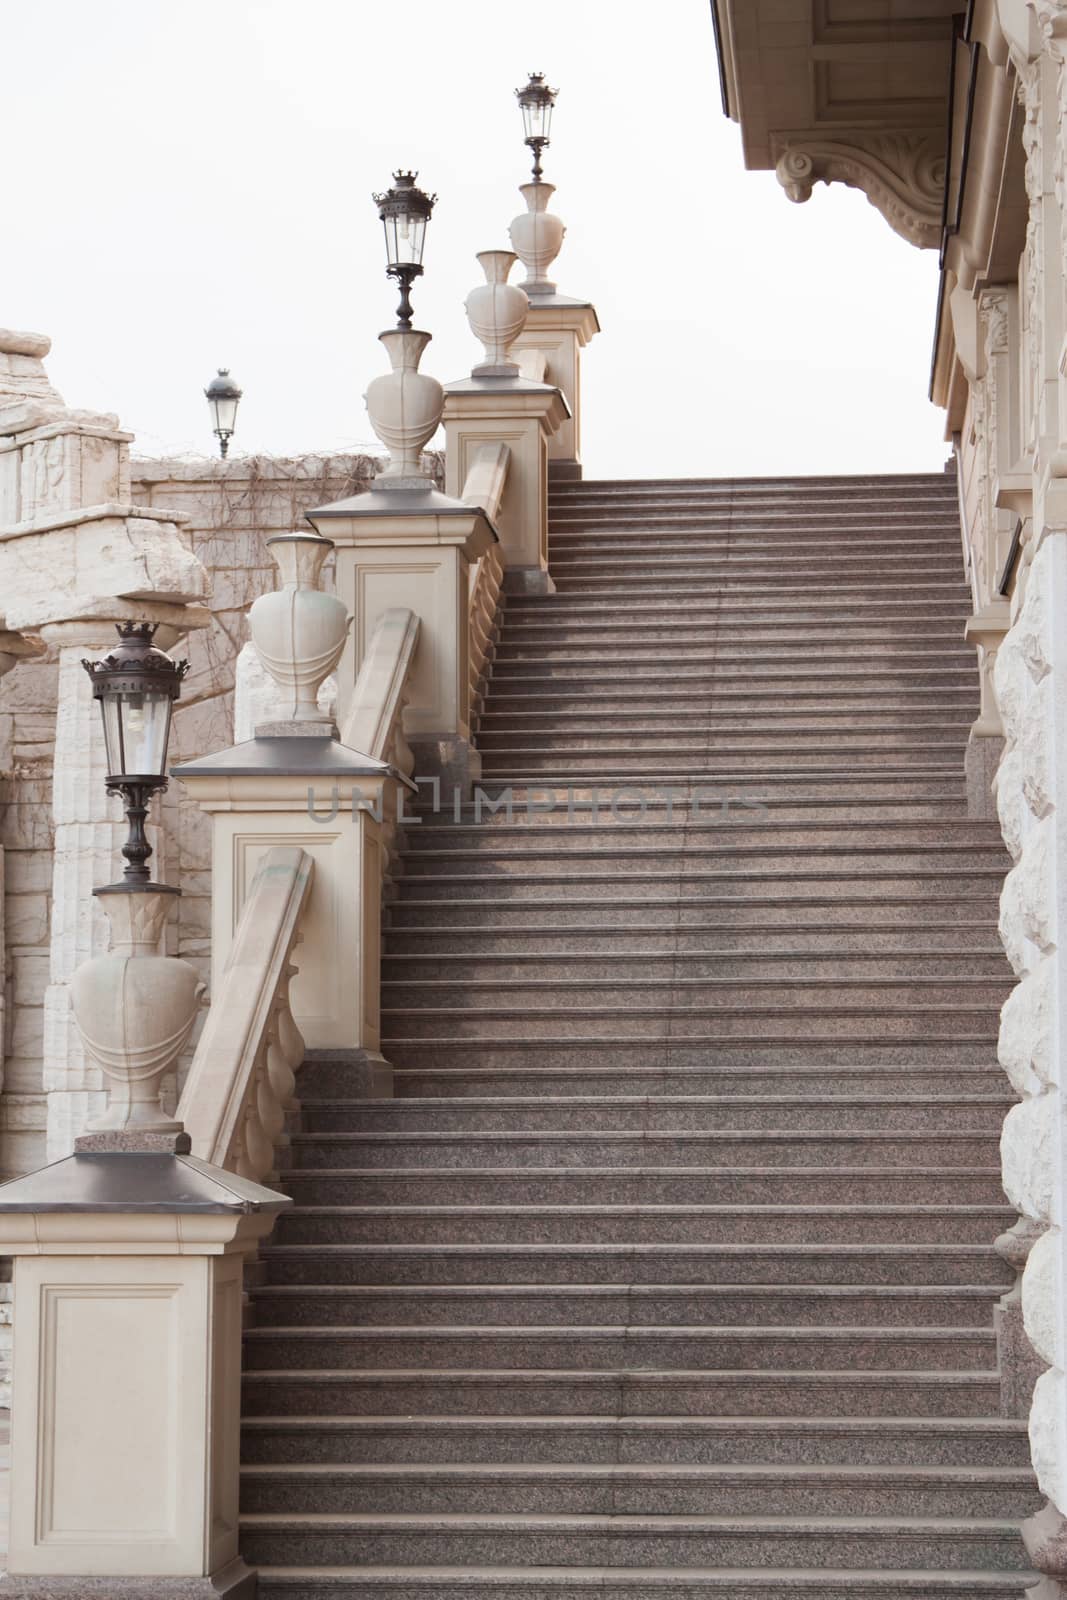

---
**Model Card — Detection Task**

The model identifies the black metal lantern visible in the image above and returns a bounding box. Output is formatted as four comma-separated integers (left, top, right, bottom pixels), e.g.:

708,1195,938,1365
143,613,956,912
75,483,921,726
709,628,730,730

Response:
205,367,242,458
515,72,558,181
372,171,437,330
82,623,190,889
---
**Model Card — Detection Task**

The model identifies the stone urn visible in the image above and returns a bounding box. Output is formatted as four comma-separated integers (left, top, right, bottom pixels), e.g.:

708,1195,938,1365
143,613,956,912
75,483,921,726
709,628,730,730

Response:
71,889,205,1133
465,250,529,375
508,183,566,295
249,532,349,722
364,328,444,482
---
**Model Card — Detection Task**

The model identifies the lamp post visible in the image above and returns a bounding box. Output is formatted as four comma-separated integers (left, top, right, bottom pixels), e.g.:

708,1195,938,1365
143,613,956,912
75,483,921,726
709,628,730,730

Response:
515,71,558,181
205,366,242,458
81,621,189,890
372,170,437,330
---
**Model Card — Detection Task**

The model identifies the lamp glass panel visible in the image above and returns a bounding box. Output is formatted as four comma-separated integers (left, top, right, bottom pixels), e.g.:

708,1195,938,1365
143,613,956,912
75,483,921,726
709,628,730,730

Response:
384,212,426,268
105,690,173,777
209,393,239,435
521,99,552,141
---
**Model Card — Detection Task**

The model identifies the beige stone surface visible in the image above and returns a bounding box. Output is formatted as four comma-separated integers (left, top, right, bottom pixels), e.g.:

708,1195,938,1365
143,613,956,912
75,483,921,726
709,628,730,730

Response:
1,1206,276,1581
442,384,566,591
178,845,311,1178
308,499,493,747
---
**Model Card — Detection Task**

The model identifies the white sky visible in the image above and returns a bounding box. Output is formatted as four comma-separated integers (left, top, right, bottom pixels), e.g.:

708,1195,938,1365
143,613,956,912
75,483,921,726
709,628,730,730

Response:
3,0,951,480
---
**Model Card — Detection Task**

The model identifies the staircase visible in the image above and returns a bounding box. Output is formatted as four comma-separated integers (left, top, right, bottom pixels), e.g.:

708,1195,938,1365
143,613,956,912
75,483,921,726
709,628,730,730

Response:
242,472,1039,1598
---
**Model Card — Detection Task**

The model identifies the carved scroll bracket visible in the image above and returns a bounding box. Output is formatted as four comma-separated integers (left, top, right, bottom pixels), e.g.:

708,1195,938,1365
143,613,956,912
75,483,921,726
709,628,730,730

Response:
774,133,947,250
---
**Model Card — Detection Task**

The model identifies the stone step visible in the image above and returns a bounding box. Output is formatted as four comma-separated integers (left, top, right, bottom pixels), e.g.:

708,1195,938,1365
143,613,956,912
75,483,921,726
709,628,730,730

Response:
255,1563,1035,1600
545,510,962,530
511,585,970,606
474,729,974,751
401,818,1001,844
240,1367,1006,1420
477,742,969,768
378,1041,1001,1069
378,1008,1001,1044
549,569,967,589
404,808,983,833
397,846,1008,875
385,903,997,936
241,1414,1032,1469
393,869,1001,901
243,1324,998,1377
545,507,962,528
282,1131,1001,1172
496,619,970,642
381,952,1010,982
490,653,974,675
382,925,1002,955
548,542,964,561
476,761,979,787
277,1169,1011,1215
273,1200,1011,1248
479,694,979,716
296,1094,1011,1136
378,977,1009,1009
248,1284,1003,1331
529,585,971,605
445,777,970,805
257,1242,1009,1290
240,1461,1041,1519
477,713,978,735
239,1511,1028,1571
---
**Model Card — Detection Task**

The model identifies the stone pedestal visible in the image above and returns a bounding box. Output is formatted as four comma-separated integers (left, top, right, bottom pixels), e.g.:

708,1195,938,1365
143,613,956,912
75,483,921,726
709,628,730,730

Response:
174,736,410,1076
306,487,496,784
509,296,599,479
0,1137,288,1595
442,380,567,596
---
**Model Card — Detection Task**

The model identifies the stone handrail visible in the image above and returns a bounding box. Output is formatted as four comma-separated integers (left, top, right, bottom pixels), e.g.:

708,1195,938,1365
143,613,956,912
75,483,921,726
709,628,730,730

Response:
177,845,313,1180
341,606,420,777
463,444,510,724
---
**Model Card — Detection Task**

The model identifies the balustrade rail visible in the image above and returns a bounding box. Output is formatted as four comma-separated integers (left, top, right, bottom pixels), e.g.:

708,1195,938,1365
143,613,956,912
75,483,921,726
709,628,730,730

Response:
178,845,313,1182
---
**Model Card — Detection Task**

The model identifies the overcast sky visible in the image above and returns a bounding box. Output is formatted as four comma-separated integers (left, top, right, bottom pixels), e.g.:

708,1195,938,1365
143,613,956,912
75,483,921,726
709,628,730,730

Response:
4,0,950,480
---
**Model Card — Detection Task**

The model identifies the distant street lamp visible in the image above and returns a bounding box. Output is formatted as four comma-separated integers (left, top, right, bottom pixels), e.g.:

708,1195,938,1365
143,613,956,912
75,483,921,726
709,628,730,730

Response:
82,623,190,888
515,71,558,181
205,367,242,458
372,170,437,329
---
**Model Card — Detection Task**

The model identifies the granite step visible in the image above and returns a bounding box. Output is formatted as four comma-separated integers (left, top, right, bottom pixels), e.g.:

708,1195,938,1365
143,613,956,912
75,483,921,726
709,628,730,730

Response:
238,1511,1029,1570
271,1203,1017,1254
477,693,979,714
240,1368,1007,1420
295,1094,1012,1135
380,926,1001,954
255,1564,1035,1600
377,1006,1002,1043
476,751,971,777
257,1244,1011,1289
381,952,1010,981
396,847,1009,875
241,1415,1032,1468
377,1041,1003,1068
240,1462,1041,1518
386,1063,1006,1097
242,1326,1000,1376
275,1167,1010,1210
248,1286,1004,1331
